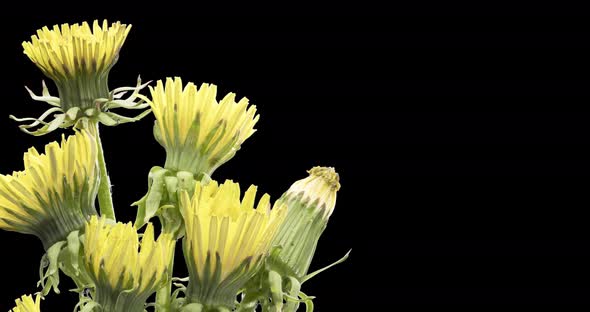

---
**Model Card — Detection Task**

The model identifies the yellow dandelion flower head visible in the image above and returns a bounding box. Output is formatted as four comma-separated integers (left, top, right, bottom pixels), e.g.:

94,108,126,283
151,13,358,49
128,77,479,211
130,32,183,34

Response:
0,130,99,248
149,77,259,175
180,180,286,306
83,216,174,297
22,20,131,81
10,294,41,312
287,166,340,218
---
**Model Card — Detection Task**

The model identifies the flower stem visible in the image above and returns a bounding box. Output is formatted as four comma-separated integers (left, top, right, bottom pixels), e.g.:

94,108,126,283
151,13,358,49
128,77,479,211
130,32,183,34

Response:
156,242,176,312
93,122,116,221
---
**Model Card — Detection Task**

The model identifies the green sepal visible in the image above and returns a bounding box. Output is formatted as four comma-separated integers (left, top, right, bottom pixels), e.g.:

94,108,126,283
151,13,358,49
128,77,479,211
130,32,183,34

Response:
60,231,94,290
24,81,61,107
97,112,118,126
10,107,61,129
144,167,168,222
13,78,150,136
238,248,347,312
301,249,351,284
282,292,316,312
66,231,81,272
66,107,81,120
36,231,94,302
134,168,205,237
85,108,99,117
161,174,184,236
283,276,301,312
38,240,66,295
170,278,188,307
47,113,66,132
164,176,179,201
176,171,197,194
181,303,204,312
79,301,100,312
267,270,283,311
235,272,264,311
101,109,152,125
159,204,184,239
298,291,315,312
132,166,170,229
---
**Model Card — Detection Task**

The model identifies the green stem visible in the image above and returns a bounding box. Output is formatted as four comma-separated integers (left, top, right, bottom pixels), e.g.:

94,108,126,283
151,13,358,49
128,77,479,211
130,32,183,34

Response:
93,122,116,221
156,242,176,312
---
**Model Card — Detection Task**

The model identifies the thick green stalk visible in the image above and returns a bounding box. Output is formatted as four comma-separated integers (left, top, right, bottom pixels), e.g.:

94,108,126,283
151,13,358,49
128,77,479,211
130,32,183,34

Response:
93,122,116,220
156,242,176,312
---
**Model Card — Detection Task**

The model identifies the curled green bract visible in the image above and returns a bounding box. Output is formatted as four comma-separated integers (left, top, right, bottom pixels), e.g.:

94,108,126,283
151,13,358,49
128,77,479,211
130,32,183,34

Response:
132,166,211,236
11,77,151,136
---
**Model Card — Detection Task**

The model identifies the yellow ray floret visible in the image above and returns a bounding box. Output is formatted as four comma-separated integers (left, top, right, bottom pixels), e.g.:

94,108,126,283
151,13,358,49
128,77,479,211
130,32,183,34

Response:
180,180,286,307
149,77,259,175
84,216,174,298
22,20,131,81
0,130,99,248
10,294,41,312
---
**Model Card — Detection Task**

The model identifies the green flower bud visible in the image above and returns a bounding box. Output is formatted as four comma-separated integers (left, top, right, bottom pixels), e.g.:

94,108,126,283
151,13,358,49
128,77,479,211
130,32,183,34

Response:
268,166,341,279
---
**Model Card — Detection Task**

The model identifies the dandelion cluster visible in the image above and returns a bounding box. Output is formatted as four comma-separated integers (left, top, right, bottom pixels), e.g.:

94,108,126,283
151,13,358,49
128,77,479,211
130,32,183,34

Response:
1,20,347,312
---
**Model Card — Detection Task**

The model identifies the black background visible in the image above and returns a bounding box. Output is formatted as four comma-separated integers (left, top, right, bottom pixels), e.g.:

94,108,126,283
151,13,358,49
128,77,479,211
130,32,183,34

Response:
2,2,590,310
